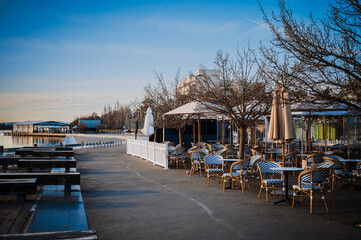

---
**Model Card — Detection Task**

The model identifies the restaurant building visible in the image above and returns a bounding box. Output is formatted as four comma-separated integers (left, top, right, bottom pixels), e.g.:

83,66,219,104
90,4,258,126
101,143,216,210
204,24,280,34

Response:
13,121,70,134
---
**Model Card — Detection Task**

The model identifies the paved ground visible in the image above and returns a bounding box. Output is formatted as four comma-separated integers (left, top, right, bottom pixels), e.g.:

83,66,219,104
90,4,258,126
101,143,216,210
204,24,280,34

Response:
76,146,361,240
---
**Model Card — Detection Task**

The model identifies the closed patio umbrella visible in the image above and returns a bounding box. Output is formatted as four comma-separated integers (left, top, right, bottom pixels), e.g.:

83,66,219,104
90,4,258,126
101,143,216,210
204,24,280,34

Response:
142,107,154,138
268,80,295,166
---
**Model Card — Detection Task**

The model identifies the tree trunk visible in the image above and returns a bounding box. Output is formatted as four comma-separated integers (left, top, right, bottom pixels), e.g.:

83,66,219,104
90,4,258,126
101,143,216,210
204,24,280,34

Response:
238,126,246,159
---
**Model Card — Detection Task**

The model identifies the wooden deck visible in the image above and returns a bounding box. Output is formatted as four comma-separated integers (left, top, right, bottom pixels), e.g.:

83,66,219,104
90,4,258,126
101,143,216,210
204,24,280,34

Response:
0,187,43,234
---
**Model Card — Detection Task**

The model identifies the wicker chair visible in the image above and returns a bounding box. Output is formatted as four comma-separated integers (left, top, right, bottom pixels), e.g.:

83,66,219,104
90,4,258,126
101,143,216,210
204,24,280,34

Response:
189,150,206,176
292,168,330,214
215,149,227,158
239,156,262,193
305,153,325,168
169,147,186,169
257,161,284,202
313,161,335,204
324,155,352,190
222,160,243,191
204,154,224,186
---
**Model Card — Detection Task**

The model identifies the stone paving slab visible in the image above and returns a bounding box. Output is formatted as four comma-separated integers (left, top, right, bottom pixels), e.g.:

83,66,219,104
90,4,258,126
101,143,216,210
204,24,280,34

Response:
76,145,361,240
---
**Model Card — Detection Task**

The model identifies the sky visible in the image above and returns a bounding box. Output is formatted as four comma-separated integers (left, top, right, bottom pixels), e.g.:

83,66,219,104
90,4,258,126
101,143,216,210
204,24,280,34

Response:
0,0,331,122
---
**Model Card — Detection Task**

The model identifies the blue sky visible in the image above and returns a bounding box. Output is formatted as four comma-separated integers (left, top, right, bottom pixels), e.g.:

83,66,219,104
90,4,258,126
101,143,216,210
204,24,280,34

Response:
0,0,331,122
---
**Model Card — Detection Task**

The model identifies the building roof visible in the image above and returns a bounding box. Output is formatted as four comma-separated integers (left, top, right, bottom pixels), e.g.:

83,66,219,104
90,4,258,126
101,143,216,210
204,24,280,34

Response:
14,121,70,126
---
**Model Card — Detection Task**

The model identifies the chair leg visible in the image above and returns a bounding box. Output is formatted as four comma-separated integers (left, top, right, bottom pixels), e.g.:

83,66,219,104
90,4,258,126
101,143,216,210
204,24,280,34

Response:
223,177,226,192
310,192,313,214
322,193,329,213
292,191,296,208
266,188,269,202
258,186,262,199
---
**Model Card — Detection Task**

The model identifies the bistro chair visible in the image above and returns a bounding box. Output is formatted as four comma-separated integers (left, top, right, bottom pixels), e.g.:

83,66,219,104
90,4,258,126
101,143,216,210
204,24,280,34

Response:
169,147,186,169
189,150,206,176
251,149,262,157
292,168,330,214
352,161,361,189
313,161,335,205
239,156,262,193
204,154,224,187
215,149,227,158
207,144,218,153
305,153,325,168
324,155,352,190
256,161,284,202
222,160,243,192
213,143,224,151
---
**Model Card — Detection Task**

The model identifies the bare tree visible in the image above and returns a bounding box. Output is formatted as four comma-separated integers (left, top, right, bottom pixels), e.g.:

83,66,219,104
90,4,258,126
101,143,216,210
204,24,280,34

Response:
141,70,193,144
260,0,361,111
191,48,272,158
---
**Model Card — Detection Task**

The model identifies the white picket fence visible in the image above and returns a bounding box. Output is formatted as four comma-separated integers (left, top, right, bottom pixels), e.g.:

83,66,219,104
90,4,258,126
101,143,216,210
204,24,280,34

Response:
126,139,169,169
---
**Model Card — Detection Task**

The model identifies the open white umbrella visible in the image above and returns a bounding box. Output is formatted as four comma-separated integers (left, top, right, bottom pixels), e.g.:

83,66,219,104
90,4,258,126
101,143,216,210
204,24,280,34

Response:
142,107,154,137
268,80,295,166
164,100,219,147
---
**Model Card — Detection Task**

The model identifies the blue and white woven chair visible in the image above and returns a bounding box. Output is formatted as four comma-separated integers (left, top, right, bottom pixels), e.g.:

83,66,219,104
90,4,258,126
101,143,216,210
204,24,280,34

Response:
189,150,206,176
169,147,186,169
204,154,224,186
222,160,243,192
239,156,262,193
305,153,325,168
257,161,284,202
313,161,335,204
324,155,352,190
292,168,330,214
215,149,227,158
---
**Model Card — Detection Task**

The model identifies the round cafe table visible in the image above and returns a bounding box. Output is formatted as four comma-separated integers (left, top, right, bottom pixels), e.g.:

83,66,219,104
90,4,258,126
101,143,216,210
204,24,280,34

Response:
270,167,304,206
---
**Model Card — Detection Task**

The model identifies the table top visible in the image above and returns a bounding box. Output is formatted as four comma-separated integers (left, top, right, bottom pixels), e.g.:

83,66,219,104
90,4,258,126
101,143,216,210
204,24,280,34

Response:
221,159,241,162
339,159,361,162
270,167,304,171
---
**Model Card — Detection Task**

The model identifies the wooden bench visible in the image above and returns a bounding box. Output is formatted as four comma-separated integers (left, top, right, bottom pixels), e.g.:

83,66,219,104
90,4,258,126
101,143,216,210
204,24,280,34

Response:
0,157,51,170
0,172,80,192
18,159,76,172
32,150,74,159
0,229,98,239
0,178,37,202
15,148,74,159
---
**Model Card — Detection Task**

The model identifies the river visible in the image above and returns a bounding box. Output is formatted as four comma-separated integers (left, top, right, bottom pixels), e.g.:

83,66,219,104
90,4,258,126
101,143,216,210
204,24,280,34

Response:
0,130,65,149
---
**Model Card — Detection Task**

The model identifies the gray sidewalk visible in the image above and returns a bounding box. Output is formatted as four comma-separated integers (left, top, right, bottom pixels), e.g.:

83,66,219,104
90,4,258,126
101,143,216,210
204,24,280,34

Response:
76,146,361,240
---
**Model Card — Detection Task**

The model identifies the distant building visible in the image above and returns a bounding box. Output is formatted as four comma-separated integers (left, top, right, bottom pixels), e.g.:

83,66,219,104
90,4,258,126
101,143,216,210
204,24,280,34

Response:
77,119,101,132
177,69,220,95
13,121,70,134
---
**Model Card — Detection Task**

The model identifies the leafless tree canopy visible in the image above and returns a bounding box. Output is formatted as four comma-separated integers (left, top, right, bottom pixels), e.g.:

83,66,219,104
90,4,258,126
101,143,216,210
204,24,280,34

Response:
260,0,361,111
190,48,272,158
141,70,193,139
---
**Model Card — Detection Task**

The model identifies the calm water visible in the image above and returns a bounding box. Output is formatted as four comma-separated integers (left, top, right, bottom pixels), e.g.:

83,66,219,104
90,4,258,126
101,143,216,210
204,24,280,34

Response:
0,130,65,149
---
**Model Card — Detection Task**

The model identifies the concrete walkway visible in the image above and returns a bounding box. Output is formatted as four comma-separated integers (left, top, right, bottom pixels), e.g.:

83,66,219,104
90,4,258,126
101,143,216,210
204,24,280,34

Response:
76,146,361,240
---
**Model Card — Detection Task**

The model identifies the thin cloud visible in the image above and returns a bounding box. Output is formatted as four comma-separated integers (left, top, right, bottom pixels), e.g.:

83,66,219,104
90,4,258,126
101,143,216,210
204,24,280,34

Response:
136,15,242,36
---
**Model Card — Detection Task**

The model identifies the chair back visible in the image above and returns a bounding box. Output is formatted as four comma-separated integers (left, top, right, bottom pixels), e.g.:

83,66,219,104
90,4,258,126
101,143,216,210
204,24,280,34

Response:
187,145,198,153
171,147,185,157
213,144,224,151
323,156,345,170
285,151,297,160
306,153,325,167
204,154,223,166
249,155,262,167
197,148,209,155
257,161,282,175
168,146,175,154
313,161,334,170
215,149,227,158
189,150,206,161
251,149,262,156
298,168,329,186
